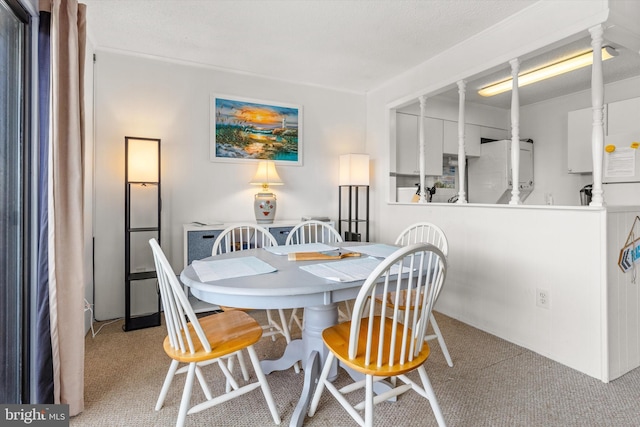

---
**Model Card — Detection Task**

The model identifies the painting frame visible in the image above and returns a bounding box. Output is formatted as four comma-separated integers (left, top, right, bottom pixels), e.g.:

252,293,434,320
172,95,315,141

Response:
210,94,303,165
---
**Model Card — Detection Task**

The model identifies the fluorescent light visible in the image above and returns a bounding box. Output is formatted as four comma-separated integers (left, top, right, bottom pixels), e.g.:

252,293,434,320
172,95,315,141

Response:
478,46,617,97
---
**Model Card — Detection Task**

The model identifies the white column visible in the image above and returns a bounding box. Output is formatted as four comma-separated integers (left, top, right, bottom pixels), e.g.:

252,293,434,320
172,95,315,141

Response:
589,24,605,207
509,58,521,205
418,95,427,203
456,80,468,203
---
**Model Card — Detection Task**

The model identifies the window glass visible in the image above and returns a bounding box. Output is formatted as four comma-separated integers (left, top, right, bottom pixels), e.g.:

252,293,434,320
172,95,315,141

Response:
0,0,26,404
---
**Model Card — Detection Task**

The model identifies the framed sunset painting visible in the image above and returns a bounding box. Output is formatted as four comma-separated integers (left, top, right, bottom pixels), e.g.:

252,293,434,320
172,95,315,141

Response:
210,95,303,165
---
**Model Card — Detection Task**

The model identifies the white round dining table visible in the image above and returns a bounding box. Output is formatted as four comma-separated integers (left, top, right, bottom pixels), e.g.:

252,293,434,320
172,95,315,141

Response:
180,243,371,427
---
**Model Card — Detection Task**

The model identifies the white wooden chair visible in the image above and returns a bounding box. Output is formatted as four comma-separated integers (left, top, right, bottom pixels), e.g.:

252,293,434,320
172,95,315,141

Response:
391,222,453,367
149,238,281,427
308,242,448,427
212,223,293,347
285,219,342,245
284,220,346,330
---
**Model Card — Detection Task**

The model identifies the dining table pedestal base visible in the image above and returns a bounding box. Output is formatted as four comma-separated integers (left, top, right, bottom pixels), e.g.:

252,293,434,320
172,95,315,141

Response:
260,304,339,426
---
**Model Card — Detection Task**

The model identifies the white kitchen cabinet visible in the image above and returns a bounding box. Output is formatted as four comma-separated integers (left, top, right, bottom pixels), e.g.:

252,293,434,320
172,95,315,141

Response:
479,126,509,142
567,105,610,174
443,120,481,157
608,97,640,135
395,112,443,175
396,113,418,174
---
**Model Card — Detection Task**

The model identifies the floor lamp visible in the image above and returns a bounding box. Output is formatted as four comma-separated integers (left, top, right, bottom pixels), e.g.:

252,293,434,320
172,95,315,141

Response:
338,154,370,242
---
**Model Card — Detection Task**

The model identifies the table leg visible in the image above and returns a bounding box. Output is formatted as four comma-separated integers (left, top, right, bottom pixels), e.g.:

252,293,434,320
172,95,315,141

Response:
289,350,320,427
302,304,339,380
260,304,340,426
259,304,339,377
260,339,304,375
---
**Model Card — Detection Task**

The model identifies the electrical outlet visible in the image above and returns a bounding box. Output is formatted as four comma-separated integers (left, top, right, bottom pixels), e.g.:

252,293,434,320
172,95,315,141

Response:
536,288,550,309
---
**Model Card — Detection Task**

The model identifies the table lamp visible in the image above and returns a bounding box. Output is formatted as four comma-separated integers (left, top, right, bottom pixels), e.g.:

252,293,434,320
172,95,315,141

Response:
250,160,283,223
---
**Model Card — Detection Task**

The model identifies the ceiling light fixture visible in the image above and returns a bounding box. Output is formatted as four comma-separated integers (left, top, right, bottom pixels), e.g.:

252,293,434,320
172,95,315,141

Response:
478,46,618,97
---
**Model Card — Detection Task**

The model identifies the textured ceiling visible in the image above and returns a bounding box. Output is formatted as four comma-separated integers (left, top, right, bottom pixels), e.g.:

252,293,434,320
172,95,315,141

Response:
82,0,538,93
83,0,640,108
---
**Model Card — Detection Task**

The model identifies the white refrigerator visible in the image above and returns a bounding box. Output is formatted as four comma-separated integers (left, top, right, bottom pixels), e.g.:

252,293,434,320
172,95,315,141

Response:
602,130,640,205
468,139,534,204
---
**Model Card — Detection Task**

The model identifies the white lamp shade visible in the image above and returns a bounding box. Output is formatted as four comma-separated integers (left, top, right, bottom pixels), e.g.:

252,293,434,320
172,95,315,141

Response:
127,138,159,182
339,154,369,186
250,160,283,187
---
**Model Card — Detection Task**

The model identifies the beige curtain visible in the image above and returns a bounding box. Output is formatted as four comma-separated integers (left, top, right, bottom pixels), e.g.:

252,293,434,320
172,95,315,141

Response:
40,0,87,416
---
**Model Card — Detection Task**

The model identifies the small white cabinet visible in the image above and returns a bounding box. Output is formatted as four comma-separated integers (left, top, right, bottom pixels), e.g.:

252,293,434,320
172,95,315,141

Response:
395,112,443,176
608,97,640,135
443,120,481,157
479,126,509,142
567,106,599,174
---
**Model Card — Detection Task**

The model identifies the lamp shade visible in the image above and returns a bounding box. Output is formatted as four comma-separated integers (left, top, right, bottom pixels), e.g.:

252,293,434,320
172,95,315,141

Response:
250,160,283,189
126,137,160,182
339,154,370,186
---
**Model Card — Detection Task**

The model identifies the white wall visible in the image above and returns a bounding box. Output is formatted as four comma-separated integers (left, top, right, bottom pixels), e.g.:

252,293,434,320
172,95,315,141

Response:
607,206,640,380
93,51,366,320
378,204,607,379
83,36,95,333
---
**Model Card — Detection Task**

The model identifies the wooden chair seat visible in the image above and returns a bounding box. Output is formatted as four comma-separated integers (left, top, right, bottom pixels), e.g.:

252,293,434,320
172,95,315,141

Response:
219,306,251,312
163,311,262,364
322,317,430,377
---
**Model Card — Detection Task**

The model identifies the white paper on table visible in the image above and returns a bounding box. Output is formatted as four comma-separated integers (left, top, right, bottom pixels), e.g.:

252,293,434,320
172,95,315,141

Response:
342,244,400,259
264,243,338,255
192,256,276,282
300,257,407,282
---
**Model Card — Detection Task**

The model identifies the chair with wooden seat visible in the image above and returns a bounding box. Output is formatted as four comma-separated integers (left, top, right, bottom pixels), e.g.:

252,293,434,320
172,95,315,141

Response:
308,242,448,427
284,220,345,330
149,238,281,427
389,222,453,367
212,223,293,345
285,219,342,245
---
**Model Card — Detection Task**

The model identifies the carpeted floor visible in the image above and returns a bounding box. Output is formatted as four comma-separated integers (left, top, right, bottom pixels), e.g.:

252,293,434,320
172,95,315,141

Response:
71,311,640,427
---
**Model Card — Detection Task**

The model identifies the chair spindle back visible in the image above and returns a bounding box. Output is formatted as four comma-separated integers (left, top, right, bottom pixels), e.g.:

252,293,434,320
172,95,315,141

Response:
395,222,448,256
150,238,210,355
349,243,447,367
212,223,278,255
285,220,342,245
